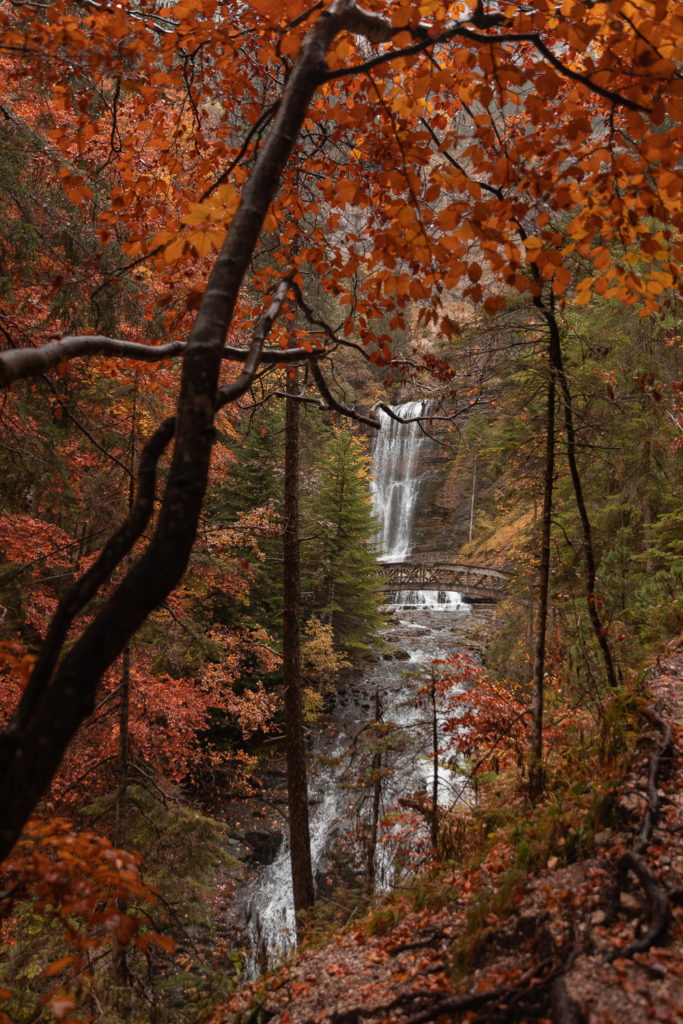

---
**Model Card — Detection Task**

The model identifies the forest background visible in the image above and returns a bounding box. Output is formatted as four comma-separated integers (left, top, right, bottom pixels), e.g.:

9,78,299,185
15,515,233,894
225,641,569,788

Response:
0,0,681,1021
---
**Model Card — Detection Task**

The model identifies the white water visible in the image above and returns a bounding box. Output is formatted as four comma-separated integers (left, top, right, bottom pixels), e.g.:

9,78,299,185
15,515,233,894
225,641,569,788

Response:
387,590,467,610
243,400,472,970
371,401,434,561
245,728,349,969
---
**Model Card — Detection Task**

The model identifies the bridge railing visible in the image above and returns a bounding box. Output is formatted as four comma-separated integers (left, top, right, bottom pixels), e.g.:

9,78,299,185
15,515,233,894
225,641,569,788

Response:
378,561,511,595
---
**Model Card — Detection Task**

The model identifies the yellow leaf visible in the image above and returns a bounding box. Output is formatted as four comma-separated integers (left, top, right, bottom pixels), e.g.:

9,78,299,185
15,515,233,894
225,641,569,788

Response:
218,183,239,204
150,229,176,248
208,227,227,249
181,203,210,226
164,237,186,264
190,231,212,258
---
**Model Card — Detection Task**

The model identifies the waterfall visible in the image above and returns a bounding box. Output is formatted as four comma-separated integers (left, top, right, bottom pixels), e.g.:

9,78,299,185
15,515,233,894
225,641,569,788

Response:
243,398,474,971
244,734,348,971
371,401,433,562
372,400,465,608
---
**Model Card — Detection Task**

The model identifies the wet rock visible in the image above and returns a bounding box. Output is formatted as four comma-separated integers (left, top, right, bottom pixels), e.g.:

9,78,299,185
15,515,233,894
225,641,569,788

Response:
243,830,283,865
394,649,411,660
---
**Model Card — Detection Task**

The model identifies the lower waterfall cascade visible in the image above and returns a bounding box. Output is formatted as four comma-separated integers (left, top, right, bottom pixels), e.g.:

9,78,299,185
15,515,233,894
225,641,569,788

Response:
243,401,482,971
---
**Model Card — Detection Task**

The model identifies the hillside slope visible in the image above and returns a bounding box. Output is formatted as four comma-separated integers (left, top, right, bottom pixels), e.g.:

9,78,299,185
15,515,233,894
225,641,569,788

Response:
215,639,683,1024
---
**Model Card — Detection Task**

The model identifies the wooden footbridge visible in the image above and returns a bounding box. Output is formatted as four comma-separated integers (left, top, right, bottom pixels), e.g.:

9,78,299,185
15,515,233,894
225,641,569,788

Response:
380,561,510,603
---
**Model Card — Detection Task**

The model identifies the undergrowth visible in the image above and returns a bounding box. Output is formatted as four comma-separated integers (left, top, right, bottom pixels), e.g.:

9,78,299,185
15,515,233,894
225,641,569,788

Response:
0,784,244,1024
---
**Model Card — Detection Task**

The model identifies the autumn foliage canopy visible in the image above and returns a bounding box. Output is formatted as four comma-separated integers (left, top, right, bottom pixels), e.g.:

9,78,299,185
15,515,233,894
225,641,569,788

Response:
0,0,681,860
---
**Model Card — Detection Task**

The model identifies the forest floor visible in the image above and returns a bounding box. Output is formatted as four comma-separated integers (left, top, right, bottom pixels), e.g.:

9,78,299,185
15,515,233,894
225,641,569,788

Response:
214,635,683,1024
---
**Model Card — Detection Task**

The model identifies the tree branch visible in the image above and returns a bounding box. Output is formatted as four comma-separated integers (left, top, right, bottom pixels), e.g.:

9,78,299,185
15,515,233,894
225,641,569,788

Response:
216,274,296,410
2,416,175,745
322,8,650,114
0,335,324,387
308,357,381,428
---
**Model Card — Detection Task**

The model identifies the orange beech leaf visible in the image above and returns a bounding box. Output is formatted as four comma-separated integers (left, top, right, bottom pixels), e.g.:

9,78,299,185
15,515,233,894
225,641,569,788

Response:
44,956,76,978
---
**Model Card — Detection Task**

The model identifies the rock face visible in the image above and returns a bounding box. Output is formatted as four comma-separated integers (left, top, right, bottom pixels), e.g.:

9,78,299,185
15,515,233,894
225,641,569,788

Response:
410,449,472,560
370,405,481,563
243,830,283,865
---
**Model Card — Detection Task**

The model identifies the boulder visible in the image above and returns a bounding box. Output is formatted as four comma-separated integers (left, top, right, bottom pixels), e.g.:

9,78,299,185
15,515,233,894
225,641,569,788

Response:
243,829,283,865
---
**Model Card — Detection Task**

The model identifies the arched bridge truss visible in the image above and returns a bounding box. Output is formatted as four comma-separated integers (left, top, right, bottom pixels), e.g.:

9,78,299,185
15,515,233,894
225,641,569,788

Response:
379,561,510,603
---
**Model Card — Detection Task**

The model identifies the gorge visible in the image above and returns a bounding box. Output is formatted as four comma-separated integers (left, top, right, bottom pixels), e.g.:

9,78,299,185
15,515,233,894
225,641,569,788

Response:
243,402,495,969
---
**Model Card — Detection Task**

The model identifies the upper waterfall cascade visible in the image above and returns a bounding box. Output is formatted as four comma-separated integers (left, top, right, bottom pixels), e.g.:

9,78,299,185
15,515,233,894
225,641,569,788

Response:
371,400,434,562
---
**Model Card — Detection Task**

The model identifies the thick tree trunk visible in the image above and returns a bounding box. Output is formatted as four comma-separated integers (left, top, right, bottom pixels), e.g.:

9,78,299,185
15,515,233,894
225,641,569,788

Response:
283,372,315,923
529,363,556,802
0,5,354,862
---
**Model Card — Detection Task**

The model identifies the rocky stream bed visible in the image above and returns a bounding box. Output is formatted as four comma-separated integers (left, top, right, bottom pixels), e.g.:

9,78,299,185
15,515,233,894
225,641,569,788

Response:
202,597,499,973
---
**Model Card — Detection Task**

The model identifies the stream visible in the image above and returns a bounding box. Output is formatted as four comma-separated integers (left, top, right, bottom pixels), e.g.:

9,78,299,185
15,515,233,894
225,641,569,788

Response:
243,403,493,970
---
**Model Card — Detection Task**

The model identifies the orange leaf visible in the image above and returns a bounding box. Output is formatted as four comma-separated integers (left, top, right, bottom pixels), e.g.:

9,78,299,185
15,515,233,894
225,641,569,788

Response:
164,237,186,265
280,32,300,59
45,956,75,977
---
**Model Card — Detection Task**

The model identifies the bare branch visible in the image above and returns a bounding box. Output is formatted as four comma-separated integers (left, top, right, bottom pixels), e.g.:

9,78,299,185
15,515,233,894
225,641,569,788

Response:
308,358,381,428
41,374,133,478
0,335,325,387
216,274,295,409
291,279,374,362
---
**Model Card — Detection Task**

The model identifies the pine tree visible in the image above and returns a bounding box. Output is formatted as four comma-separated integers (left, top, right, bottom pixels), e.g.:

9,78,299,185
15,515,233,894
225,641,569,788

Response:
208,407,284,634
304,425,384,656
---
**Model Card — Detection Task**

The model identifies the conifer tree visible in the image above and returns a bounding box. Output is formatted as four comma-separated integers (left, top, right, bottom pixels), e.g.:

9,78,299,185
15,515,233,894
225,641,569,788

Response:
304,425,384,656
